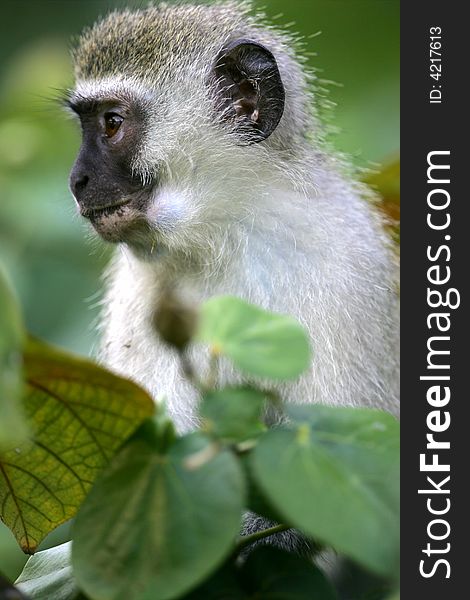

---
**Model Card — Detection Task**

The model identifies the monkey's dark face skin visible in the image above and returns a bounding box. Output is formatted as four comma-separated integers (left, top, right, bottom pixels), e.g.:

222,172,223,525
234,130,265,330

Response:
68,98,153,243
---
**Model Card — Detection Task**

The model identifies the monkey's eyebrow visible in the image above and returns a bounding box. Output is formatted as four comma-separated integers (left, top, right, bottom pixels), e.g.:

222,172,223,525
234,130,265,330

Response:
65,97,100,116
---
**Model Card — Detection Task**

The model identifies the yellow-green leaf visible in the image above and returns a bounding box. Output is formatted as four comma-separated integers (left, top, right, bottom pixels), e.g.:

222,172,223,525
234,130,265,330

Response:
364,158,400,242
0,338,154,554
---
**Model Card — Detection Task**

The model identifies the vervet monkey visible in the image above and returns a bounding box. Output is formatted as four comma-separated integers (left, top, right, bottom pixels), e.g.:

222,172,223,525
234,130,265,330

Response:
68,3,399,436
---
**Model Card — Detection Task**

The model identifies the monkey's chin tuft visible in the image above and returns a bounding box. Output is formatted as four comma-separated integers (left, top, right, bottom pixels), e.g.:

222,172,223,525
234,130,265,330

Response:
87,204,149,244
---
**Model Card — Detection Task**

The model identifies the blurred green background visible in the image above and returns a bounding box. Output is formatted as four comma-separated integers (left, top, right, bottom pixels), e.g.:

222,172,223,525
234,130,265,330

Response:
0,0,399,582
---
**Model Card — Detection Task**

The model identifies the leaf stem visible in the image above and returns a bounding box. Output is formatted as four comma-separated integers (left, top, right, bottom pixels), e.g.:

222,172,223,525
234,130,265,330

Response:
235,523,291,552
178,350,208,393
179,348,220,394
206,349,220,389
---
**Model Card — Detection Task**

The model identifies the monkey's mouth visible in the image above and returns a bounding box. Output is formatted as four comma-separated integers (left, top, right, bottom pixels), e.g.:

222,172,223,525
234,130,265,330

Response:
80,199,132,220
81,198,150,244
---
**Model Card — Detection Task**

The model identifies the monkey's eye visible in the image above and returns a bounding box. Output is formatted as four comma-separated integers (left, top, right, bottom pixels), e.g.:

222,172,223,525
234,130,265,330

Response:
103,112,124,138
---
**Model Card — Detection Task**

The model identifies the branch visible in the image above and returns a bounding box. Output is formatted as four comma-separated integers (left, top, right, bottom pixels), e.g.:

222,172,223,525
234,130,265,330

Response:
235,523,291,553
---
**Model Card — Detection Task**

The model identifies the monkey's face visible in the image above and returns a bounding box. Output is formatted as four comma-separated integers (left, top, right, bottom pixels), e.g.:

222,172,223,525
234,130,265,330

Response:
69,9,288,254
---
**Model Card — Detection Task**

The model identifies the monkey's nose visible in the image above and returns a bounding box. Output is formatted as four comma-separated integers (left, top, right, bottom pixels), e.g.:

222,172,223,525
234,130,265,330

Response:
72,174,89,198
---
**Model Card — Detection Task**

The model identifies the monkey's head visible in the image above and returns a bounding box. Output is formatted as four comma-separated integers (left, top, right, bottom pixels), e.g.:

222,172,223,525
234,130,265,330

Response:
67,2,312,255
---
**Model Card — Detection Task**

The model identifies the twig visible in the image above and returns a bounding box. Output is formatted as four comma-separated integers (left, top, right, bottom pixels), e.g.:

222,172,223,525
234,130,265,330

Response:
235,523,291,552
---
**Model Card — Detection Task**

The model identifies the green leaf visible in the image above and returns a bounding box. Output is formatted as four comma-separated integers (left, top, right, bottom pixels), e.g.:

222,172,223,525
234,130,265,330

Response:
197,296,311,380
0,338,154,553
185,547,337,599
200,387,266,444
72,432,245,600
251,406,399,577
239,452,285,524
15,542,84,600
0,266,28,449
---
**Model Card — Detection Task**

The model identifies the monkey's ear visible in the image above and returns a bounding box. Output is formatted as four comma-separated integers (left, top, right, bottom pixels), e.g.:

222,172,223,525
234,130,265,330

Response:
212,38,285,143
